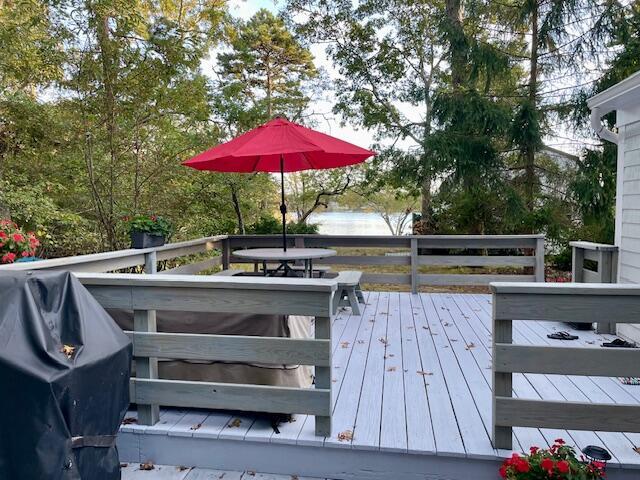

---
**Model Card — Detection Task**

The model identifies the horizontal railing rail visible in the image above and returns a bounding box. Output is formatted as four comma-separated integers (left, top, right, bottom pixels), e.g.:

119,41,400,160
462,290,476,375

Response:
75,272,336,436
0,233,545,290
490,282,640,450
226,234,545,291
0,236,225,273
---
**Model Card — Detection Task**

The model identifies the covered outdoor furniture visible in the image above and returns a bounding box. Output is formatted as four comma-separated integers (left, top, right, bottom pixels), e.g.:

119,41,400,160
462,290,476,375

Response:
108,309,313,389
332,270,365,315
0,271,132,480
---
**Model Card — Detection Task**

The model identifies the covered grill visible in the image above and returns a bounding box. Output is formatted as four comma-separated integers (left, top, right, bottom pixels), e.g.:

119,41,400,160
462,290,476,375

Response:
0,271,132,479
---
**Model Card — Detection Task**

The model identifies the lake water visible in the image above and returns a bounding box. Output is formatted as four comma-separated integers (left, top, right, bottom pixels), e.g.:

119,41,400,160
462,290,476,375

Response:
306,211,412,236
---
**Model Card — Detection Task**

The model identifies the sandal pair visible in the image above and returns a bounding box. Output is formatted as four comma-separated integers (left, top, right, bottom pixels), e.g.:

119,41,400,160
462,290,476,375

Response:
547,331,578,340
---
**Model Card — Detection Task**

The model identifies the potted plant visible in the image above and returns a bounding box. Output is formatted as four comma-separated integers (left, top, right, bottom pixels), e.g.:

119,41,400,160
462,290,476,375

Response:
124,215,172,249
500,439,607,479
0,220,40,264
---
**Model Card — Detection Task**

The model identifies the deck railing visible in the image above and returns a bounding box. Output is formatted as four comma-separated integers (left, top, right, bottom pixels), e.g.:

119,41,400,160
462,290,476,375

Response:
490,282,640,450
570,241,619,333
75,272,336,437
225,234,545,292
0,234,545,291
0,236,225,273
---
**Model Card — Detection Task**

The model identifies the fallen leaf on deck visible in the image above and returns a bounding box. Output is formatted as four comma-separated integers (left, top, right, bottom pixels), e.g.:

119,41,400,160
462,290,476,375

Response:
422,326,429,330
387,367,396,372
246,471,256,476
61,344,76,359
120,463,128,468
190,423,201,431
379,337,388,346
338,430,353,442
139,462,154,471
450,338,458,342
228,418,242,428
177,466,190,471
357,340,365,344
465,343,476,350
340,341,350,348
586,340,595,344
443,322,451,327
291,475,299,480
122,417,137,425
633,447,640,455
417,371,433,376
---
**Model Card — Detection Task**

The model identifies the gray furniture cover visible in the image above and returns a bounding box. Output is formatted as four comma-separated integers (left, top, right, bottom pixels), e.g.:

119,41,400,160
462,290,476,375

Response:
108,309,313,389
0,271,132,480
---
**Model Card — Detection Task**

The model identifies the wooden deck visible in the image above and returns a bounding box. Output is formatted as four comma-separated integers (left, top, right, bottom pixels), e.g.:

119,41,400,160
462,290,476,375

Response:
118,292,640,480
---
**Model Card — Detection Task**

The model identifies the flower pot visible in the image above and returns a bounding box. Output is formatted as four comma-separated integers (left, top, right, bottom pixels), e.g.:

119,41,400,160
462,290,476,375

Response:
130,231,165,249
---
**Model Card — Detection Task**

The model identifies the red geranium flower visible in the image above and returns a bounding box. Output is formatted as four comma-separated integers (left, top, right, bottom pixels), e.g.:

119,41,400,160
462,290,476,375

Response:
557,460,570,473
12,233,25,242
499,465,507,478
0,231,6,239
541,457,555,472
555,438,566,445
21,251,29,257
530,446,539,454
2,252,16,263
514,458,530,473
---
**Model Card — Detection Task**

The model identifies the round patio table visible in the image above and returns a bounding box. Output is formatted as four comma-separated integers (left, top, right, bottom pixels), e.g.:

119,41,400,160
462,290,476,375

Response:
232,248,336,278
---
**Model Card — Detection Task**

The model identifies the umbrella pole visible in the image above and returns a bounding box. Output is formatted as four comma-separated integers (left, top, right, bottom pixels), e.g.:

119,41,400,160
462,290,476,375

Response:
279,154,287,252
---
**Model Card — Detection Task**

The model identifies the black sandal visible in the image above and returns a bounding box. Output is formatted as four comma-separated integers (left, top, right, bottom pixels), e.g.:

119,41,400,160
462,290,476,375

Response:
547,331,578,340
602,338,637,348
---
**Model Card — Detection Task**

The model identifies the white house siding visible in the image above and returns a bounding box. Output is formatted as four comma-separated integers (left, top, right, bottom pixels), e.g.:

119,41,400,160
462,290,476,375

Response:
618,119,640,342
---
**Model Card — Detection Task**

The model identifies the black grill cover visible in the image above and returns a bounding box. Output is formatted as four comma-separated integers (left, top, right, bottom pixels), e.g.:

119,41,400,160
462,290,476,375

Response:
0,271,132,479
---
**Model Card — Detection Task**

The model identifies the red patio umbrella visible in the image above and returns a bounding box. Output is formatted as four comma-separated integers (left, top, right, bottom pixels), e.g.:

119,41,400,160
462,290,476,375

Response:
183,117,375,250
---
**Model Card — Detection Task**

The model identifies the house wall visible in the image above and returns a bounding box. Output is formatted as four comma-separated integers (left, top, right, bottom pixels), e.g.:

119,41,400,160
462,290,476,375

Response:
618,119,640,342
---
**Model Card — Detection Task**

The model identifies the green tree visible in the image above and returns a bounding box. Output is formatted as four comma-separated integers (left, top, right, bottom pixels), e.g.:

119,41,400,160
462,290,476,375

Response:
504,0,620,219
215,9,318,129
212,9,329,230
287,0,446,231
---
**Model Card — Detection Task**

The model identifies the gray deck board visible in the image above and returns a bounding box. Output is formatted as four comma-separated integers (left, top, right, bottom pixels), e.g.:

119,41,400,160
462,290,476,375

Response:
399,292,436,454
120,292,640,477
379,292,408,452
351,291,388,450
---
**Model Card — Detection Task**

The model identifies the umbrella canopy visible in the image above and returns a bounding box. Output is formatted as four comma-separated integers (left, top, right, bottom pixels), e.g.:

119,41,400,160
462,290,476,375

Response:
183,117,375,172
183,117,375,252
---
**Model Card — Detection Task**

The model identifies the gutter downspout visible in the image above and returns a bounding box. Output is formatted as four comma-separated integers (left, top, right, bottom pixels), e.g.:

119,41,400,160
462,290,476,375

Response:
590,106,618,144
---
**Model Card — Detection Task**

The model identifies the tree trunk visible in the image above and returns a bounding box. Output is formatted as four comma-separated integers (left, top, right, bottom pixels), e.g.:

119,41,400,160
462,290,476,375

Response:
420,177,433,232
446,0,464,89
230,185,245,234
95,10,119,249
524,4,539,214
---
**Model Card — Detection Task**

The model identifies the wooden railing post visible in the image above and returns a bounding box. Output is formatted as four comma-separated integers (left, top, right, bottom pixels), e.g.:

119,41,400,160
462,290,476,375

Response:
221,237,231,270
136,250,160,425
571,244,585,282
492,295,513,450
535,237,545,282
314,315,332,436
410,238,418,294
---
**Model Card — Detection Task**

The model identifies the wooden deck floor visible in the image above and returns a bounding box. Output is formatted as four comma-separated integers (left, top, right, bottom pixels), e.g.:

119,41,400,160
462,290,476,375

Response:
118,292,640,479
